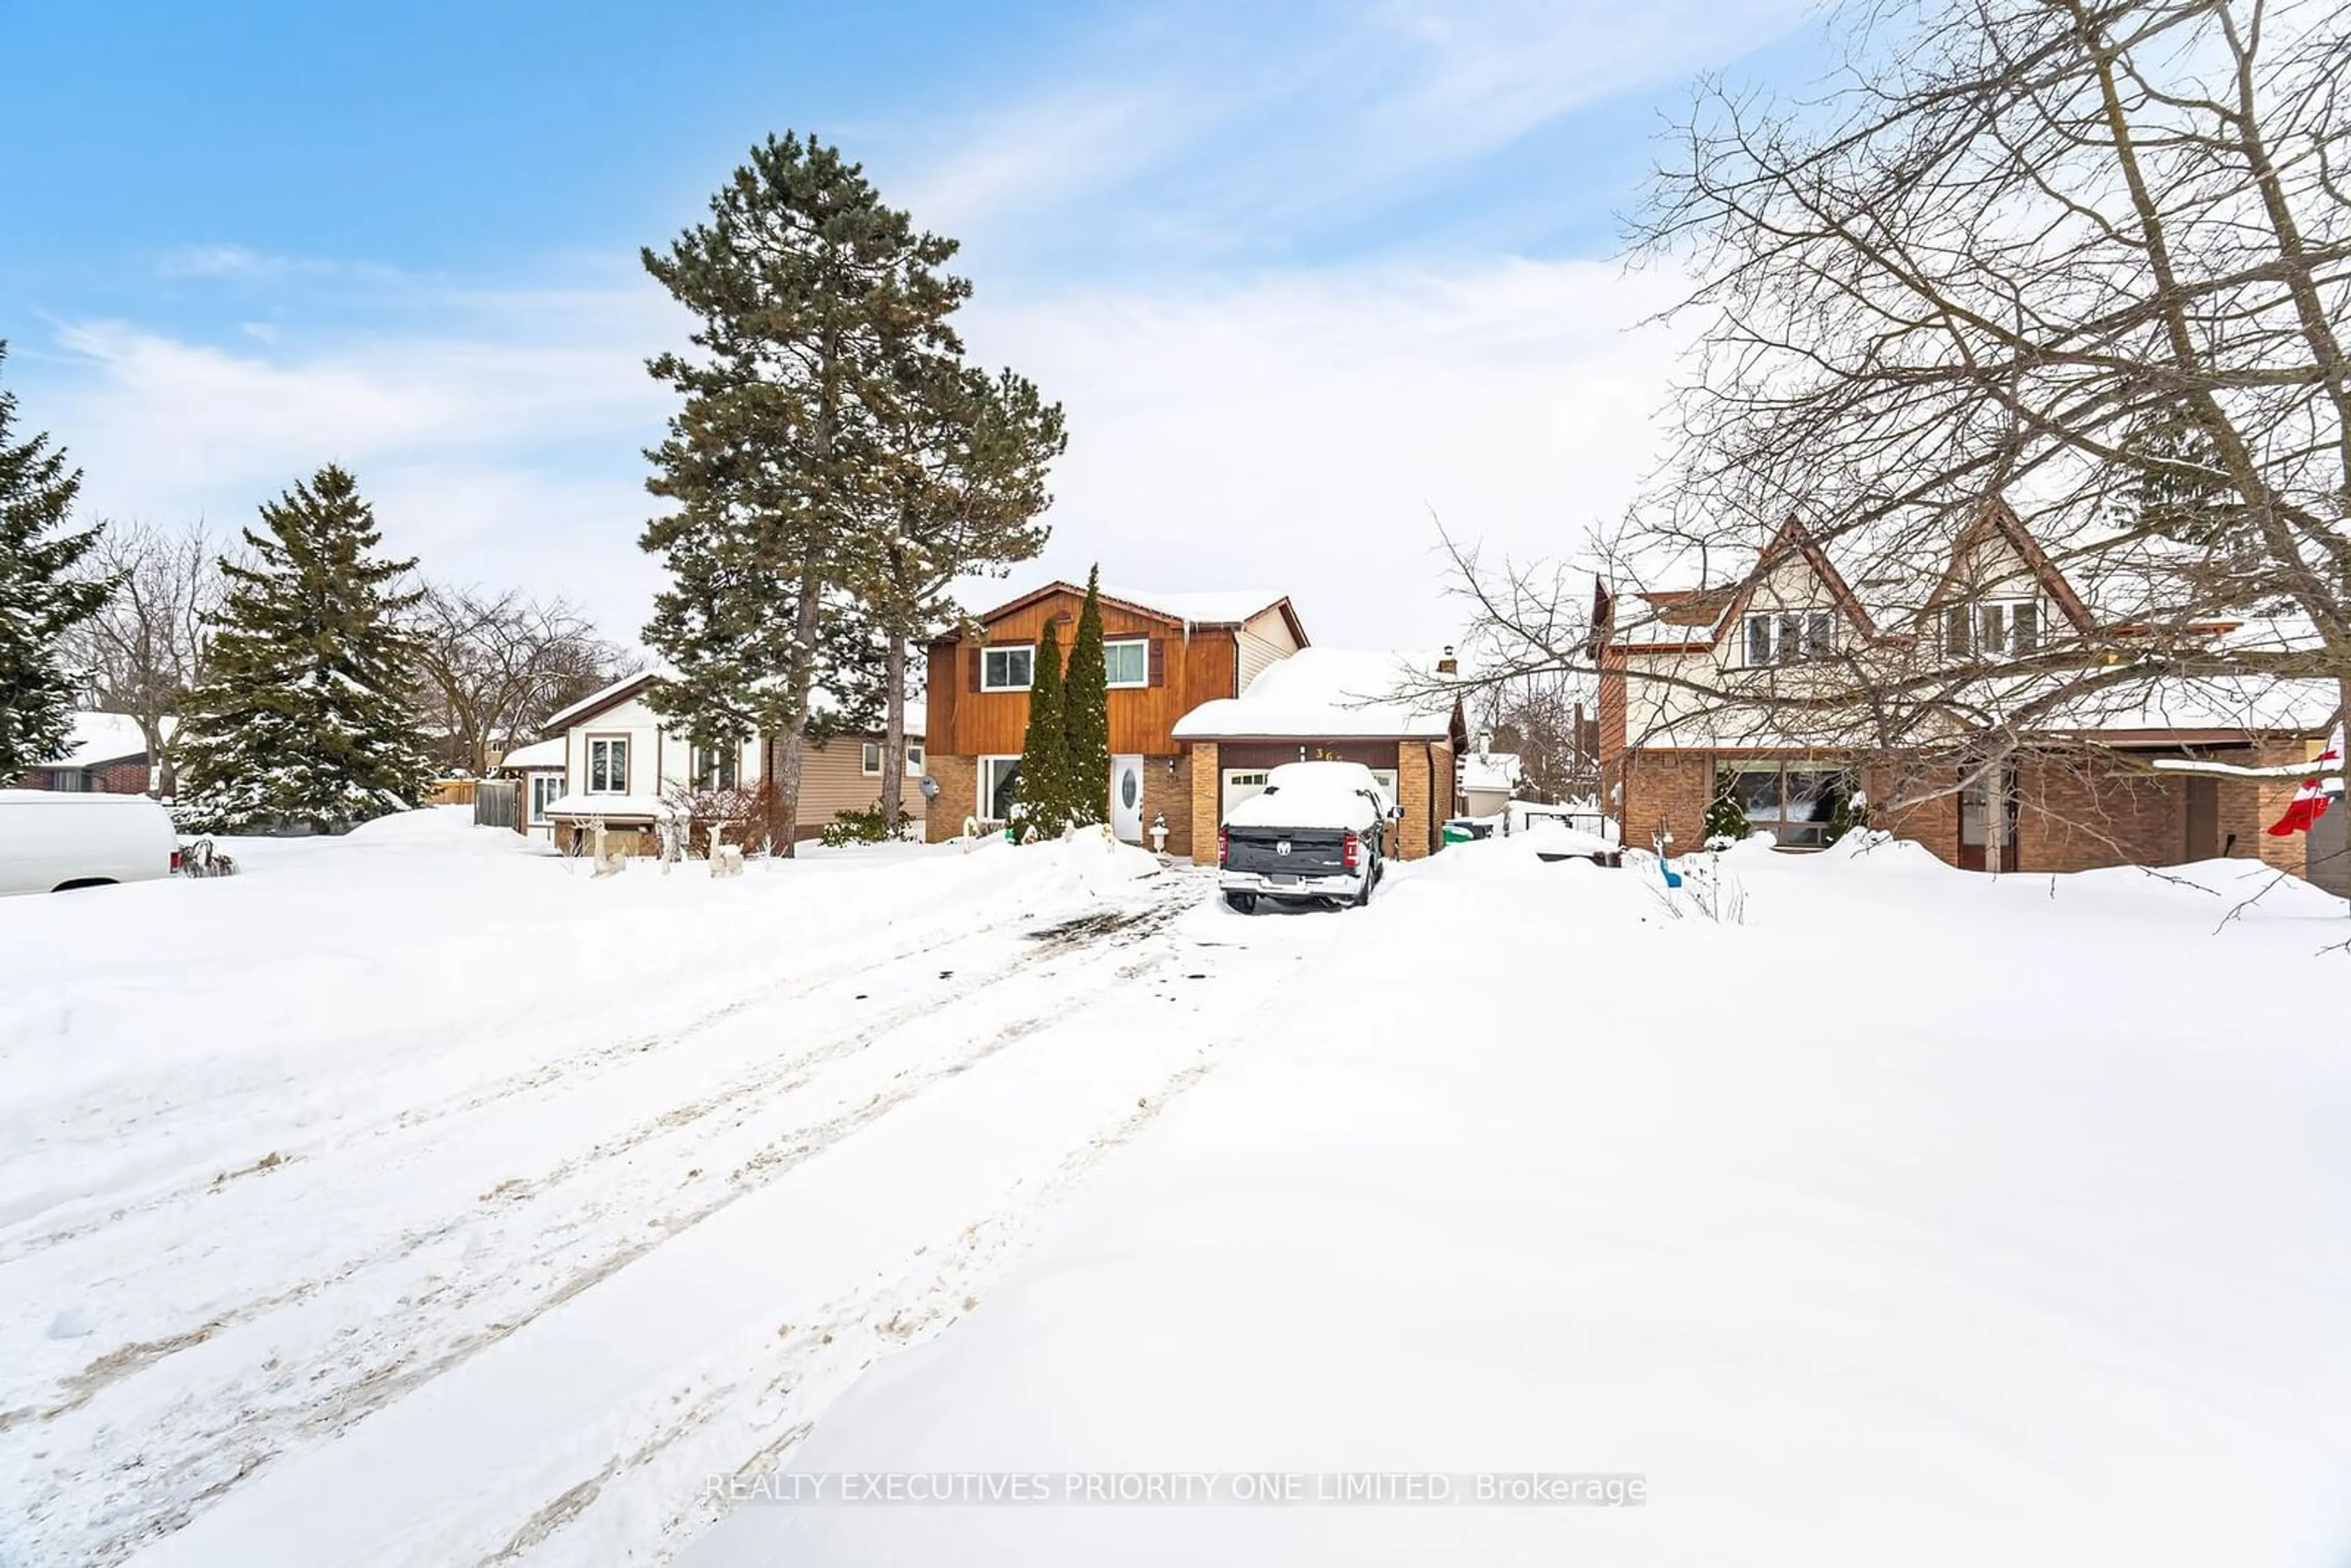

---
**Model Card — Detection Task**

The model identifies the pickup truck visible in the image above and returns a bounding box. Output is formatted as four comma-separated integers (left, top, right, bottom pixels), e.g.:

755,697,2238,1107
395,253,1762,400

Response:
1215,760,1397,913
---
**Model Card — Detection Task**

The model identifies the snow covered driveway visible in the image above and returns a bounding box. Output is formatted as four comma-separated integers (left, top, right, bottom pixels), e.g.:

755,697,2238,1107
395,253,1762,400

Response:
0,814,1341,1567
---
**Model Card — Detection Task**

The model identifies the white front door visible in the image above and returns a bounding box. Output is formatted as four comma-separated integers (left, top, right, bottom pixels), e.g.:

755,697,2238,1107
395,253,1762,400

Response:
1111,755,1145,842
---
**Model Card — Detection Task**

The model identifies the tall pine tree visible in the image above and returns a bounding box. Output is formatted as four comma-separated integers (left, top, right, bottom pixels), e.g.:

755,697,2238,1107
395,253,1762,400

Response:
176,466,435,833
0,342,110,781
851,361,1063,825
1061,567,1112,828
642,132,967,853
1014,618,1070,836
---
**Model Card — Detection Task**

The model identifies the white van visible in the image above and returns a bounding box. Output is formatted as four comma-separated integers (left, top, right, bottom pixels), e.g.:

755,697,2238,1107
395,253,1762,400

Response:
0,790,179,896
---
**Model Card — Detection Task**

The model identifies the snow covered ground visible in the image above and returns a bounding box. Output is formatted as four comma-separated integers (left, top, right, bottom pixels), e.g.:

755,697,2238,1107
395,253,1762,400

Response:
5,815,2349,1565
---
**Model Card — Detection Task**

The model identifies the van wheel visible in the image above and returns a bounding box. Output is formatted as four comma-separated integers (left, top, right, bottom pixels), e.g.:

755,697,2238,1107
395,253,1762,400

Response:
1223,891,1258,913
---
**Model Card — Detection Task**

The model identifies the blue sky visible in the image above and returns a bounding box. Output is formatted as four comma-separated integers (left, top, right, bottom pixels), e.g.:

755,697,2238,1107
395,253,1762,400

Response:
1,1,1823,649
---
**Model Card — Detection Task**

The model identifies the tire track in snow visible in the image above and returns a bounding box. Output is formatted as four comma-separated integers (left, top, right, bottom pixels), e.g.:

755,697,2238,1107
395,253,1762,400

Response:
26,876,1204,1568
0,890,1082,1268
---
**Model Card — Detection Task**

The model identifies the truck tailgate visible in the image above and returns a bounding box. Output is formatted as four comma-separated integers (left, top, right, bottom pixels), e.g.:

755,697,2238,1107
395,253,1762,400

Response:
1224,827,1349,877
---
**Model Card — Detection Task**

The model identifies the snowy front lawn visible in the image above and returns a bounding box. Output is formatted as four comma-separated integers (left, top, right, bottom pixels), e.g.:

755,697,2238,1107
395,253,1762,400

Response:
5,820,2348,1567
703,838,2351,1568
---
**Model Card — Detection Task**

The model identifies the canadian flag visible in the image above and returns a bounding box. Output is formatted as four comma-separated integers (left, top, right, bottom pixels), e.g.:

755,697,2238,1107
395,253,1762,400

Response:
2265,724,2345,837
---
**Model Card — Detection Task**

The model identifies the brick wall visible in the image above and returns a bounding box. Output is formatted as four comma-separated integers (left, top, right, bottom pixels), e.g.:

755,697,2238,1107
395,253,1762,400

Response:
1397,741,1434,860
1188,741,1220,862
925,754,978,842
2015,755,2183,872
1140,751,1195,858
1868,762,1959,866
1621,750,1714,857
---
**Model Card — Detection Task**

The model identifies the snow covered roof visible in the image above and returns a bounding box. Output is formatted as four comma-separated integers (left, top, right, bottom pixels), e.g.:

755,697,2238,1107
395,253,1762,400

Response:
542,670,663,732
47,711,167,770
497,737,566,771
1460,751,1521,793
2040,673,2338,736
542,793,675,822
1172,649,1461,741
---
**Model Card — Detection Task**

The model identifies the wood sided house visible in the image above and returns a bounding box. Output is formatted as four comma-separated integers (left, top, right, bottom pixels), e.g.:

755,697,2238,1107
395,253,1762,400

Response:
923,582,1470,861
1594,501,2345,887
527,671,926,853
922,583,1308,857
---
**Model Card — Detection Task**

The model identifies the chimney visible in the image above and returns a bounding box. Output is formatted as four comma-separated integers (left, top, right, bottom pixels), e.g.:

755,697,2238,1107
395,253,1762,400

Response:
1436,645,1458,677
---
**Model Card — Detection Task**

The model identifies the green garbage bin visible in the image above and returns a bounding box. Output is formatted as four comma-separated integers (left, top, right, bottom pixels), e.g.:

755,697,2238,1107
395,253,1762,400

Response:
1441,822,1476,846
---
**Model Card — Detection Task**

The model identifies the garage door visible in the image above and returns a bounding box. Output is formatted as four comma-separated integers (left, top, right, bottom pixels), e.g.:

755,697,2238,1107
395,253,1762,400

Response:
1221,769,1272,818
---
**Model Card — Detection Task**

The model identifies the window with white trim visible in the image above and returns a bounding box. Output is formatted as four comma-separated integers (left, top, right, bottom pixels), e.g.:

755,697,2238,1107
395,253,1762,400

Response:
1103,639,1148,688
906,742,924,776
861,741,883,775
528,773,565,824
981,645,1034,691
1945,599,2039,659
692,743,738,790
587,736,629,794
979,756,1022,821
1743,609,1835,666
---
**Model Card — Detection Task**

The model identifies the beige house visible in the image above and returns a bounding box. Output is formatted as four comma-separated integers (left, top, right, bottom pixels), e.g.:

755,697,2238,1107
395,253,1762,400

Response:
536,672,925,853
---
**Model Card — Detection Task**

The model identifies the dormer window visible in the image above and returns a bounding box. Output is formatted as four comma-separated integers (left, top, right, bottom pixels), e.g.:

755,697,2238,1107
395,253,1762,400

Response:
1944,599,2039,659
1744,609,1834,666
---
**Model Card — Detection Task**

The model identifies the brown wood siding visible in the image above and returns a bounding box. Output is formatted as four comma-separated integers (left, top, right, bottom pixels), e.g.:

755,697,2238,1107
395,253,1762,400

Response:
926,588,1240,757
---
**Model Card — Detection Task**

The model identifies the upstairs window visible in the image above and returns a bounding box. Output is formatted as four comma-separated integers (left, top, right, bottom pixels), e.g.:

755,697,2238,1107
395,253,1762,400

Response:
981,644,1034,691
1744,609,1835,667
692,743,738,790
1945,599,2040,659
587,736,629,795
1103,639,1149,688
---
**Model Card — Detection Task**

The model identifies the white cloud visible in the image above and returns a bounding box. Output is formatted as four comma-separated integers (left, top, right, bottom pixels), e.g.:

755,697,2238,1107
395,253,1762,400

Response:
26,255,1686,658
953,257,1693,647
29,280,680,642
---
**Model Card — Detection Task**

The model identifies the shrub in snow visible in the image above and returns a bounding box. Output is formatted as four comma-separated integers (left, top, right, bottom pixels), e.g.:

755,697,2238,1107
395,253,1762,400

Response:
1703,767,1749,849
820,803,915,847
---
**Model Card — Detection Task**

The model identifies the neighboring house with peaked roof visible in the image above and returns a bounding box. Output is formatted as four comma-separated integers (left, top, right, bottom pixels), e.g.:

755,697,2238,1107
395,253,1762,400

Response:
1594,504,2343,886
531,670,926,854
923,582,1309,856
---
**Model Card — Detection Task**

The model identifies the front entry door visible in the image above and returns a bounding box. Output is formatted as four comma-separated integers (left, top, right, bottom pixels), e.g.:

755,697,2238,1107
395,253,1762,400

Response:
1111,755,1144,842
1957,766,2020,872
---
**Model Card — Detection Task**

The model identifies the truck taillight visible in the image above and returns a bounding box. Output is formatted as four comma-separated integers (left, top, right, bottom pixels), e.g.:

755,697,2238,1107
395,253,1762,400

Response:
170,847,182,874
1343,831,1359,871
1217,828,1228,866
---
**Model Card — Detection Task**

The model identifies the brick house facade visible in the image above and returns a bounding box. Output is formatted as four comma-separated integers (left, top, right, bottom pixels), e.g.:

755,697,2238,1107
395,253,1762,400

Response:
1595,504,2340,886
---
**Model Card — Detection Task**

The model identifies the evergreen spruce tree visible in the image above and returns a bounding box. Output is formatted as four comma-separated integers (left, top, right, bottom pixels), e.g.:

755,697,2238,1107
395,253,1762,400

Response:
1703,767,1749,846
0,342,110,781
1060,567,1112,827
176,466,435,833
1013,618,1070,836
642,132,968,854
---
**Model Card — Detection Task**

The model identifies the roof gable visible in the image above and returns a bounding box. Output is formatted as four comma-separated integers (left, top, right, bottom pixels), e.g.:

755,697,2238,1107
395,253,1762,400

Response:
1919,497,2097,634
945,582,1308,647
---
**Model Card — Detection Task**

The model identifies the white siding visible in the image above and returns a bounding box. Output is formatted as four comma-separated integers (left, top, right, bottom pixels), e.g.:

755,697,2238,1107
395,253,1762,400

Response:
561,693,761,801
1235,606,1303,694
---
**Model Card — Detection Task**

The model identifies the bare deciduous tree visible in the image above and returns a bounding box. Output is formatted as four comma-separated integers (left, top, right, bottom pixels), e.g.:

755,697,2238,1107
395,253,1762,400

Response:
407,585,635,775
1449,0,2350,843
60,520,221,793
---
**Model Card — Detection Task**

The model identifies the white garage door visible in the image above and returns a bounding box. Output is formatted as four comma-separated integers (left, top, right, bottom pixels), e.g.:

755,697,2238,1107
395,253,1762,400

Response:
1221,770,1272,817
